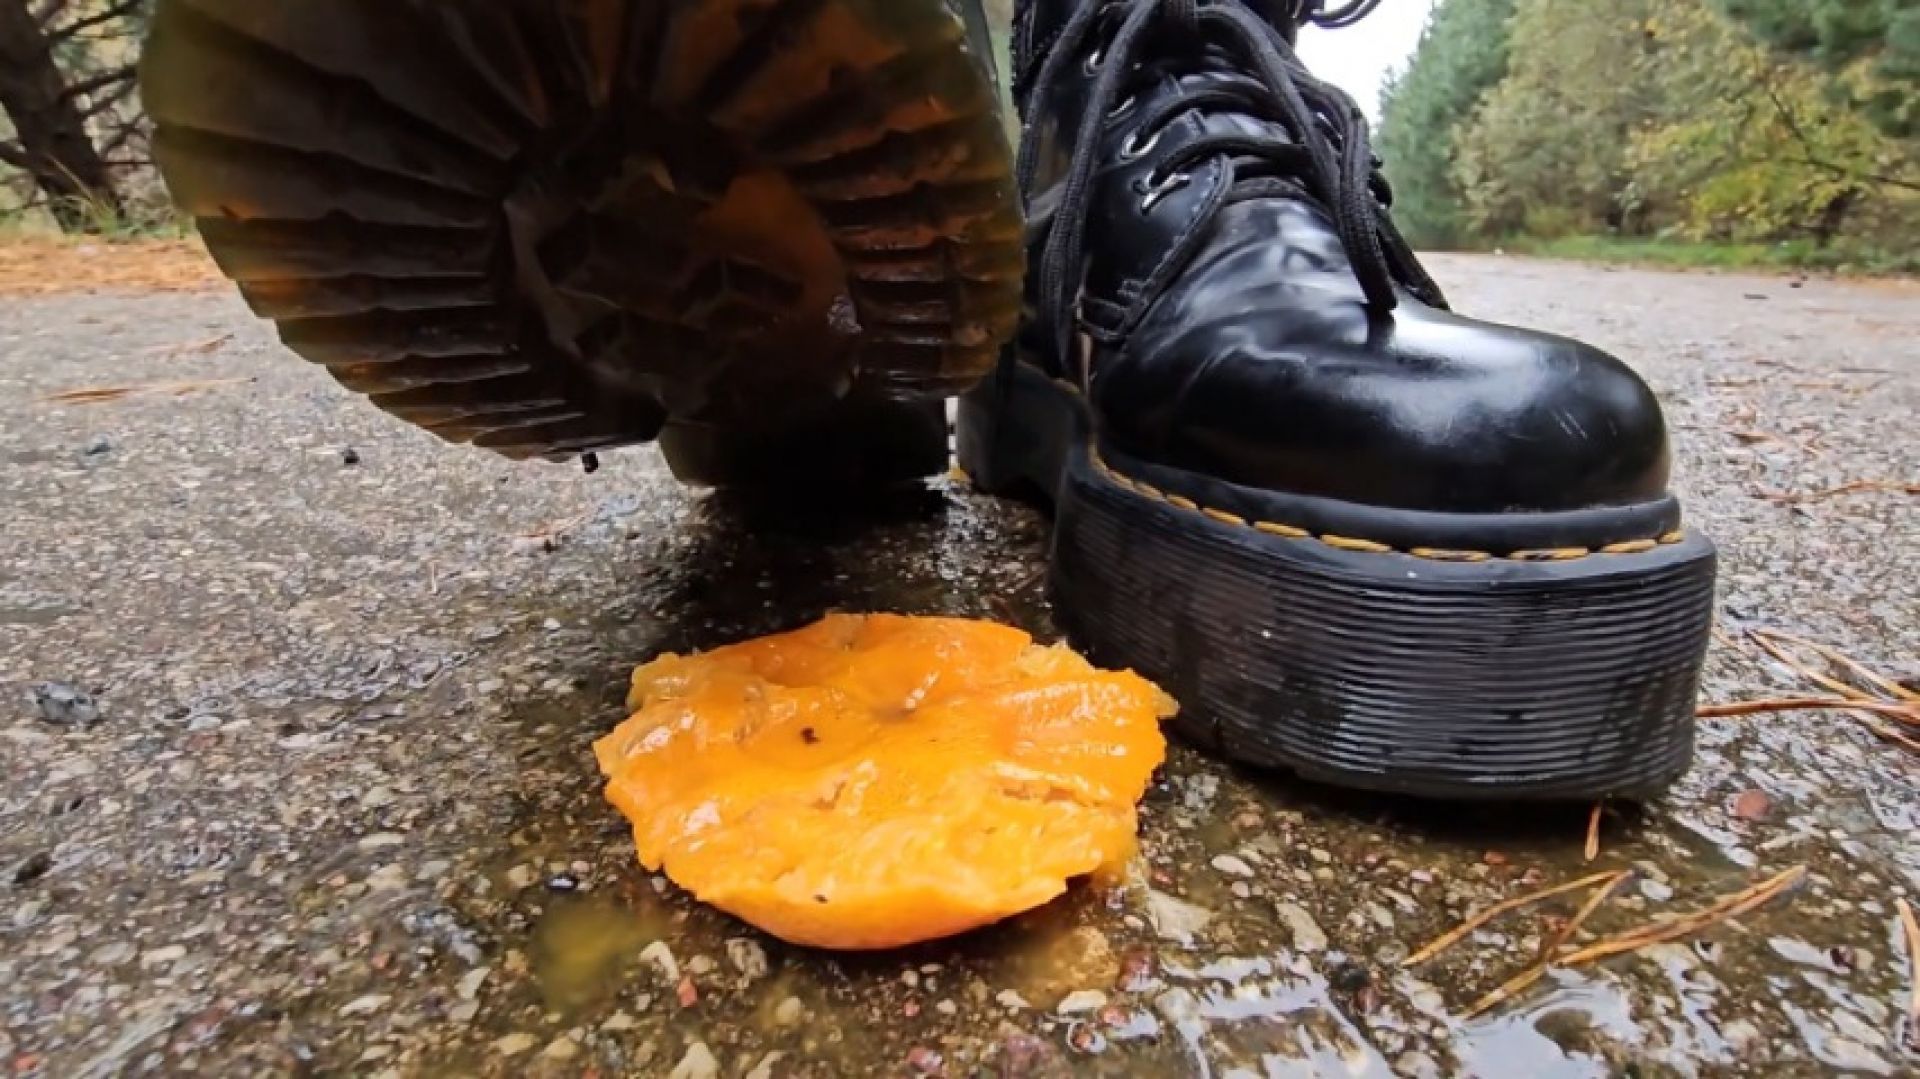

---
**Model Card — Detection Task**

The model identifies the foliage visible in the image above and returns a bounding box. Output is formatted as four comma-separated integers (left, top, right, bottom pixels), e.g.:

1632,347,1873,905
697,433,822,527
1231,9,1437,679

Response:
1387,0,1918,269
1375,0,1516,247
1714,0,1919,137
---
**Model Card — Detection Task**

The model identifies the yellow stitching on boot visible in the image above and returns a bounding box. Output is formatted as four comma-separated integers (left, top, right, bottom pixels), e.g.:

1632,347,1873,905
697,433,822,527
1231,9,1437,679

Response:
1321,534,1394,554
1087,446,1673,562
1509,548,1593,562
1412,547,1494,563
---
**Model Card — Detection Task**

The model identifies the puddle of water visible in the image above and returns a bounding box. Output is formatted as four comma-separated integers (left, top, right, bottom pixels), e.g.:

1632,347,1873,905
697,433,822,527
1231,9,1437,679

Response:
529,891,674,1014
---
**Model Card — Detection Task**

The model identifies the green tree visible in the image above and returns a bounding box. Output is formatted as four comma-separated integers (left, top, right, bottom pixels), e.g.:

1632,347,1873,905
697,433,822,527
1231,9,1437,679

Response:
1714,0,1920,137
1376,0,1517,248
1449,0,1665,238
1630,1,1915,246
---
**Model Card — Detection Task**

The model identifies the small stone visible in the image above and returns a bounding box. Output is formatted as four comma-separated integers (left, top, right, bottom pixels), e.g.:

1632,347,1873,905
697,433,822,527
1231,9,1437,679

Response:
1640,878,1674,902
11,850,53,886
1395,1050,1442,1078
447,1002,479,1024
456,967,490,1001
1732,790,1773,822
772,996,805,1025
1274,902,1328,952
667,1041,719,1079
935,999,957,1016
1719,1018,1762,1052
1056,990,1108,1015
541,1037,579,1062
81,434,113,457
726,938,770,981
339,994,389,1017
31,682,101,728
1309,848,1333,864
505,864,537,890
995,989,1031,1010
542,618,562,631
1210,855,1255,877
492,1033,536,1057
676,976,699,1008
906,1046,944,1075
342,447,362,466
685,955,717,976
641,941,681,982
1144,889,1214,944
602,1011,637,1032
142,945,187,966
357,833,405,850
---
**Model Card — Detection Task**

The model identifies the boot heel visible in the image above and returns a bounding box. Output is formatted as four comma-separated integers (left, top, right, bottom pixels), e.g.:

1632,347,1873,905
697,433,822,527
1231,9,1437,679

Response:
661,397,949,490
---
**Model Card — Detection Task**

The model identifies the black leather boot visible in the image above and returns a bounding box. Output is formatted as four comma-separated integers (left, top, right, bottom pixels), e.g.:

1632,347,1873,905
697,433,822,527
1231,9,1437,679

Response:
142,0,1022,487
959,0,1717,799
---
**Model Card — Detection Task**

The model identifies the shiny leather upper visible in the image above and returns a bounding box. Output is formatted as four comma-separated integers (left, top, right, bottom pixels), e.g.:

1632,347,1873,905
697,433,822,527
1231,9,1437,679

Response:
1014,0,1674,515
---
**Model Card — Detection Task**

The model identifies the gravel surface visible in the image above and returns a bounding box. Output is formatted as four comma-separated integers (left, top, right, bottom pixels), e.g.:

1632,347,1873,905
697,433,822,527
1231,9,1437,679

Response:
2,256,1916,1077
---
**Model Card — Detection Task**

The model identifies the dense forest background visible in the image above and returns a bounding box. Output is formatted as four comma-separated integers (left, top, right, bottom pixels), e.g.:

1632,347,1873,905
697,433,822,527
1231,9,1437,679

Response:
4,0,1916,272
1379,0,1919,271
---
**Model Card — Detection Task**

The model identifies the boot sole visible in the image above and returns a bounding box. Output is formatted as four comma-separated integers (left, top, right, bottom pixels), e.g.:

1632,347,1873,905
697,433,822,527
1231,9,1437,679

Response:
142,0,1021,482
959,363,1718,801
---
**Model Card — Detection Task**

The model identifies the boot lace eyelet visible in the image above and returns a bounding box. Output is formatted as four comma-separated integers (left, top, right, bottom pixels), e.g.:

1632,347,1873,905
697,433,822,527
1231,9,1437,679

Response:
1120,126,1161,160
1139,171,1191,211
1084,45,1106,74
1108,94,1137,120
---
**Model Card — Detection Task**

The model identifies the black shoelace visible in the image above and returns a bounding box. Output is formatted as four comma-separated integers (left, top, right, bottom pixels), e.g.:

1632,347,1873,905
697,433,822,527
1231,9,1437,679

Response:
1017,0,1447,369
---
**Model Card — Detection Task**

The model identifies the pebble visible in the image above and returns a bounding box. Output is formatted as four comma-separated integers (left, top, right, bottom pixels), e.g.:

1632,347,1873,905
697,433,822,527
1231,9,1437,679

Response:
996,990,1031,1010
456,967,490,1001
1144,889,1214,944
11,850,53,886
744,1052,786,1079
447,1002,479,1024
357,833,405,850
31,682,102,727
491,1033,536,1057
81,434,113,457
602,1011,638,1031
339,994,390,1017
772,997,805,1025
141,945,187,966
505,864,537,890
1274,902,1329,952
541,1036,579,1062
342,447,361,467
668,1041,719,1079
726,938,770,981
685,955,717,976
1057,990,1109,1015
1211,855,1255,877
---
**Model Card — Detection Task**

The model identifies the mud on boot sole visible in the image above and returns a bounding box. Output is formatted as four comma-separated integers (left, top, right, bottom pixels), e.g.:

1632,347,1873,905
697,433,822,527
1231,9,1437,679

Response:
143,0,1021,475
959,364,1718,801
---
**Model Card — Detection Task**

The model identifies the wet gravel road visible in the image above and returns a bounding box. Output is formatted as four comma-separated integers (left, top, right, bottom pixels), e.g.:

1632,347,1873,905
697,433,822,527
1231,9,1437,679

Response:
2,256,1916,1077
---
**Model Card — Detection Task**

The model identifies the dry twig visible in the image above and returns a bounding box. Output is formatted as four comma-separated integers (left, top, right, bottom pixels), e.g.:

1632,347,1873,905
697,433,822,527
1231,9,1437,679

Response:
1584,803,1604,862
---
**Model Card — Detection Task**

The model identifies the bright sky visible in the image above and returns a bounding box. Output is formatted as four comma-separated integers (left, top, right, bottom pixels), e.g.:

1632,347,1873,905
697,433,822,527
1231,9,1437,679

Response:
1295,0,1439,121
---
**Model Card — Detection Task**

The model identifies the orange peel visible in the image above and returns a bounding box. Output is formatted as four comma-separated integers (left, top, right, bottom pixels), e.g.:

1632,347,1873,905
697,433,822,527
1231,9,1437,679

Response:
594,614,1173,950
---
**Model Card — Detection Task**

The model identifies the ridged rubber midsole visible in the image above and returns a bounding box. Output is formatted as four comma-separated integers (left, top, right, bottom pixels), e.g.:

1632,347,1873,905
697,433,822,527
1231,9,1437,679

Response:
958,365,1718,800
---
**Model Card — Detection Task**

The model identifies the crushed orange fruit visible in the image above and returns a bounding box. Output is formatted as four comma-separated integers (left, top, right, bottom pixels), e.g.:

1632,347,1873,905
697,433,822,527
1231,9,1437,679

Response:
594,614,1174,950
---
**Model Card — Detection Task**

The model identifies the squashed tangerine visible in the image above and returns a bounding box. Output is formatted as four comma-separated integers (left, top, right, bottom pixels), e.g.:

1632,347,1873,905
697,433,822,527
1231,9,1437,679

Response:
593,614,1174,950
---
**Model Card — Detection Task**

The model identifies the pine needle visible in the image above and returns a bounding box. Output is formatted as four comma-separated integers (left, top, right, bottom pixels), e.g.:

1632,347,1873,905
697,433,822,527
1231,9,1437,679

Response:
1750,629,1917,704
1697,696,1918,725
1897,898,1920,1050
1402,870,1621,969
1761,480,1919,504
1465,870,1635,1019
42,378,249,404
1556,865,1806,968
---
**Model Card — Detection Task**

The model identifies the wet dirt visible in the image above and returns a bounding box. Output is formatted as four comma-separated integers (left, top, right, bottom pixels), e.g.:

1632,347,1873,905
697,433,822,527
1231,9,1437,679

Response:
1,258,1916,1076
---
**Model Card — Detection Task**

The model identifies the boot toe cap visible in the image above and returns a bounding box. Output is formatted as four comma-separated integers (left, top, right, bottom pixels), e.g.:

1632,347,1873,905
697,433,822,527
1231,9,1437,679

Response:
1096,300,1673,515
